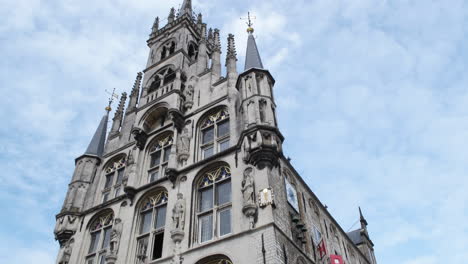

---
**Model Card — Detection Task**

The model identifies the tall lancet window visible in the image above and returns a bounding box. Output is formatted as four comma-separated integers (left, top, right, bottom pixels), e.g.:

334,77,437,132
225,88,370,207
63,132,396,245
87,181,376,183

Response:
102,156,126,203
148,134,173,183
86,212,113,264
136,190,168,262
196,166,232,243
200,108,230,159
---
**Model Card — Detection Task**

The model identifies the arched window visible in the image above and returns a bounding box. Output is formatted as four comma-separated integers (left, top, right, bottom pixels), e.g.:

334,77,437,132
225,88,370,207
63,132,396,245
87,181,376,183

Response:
136,190,168,262
148,134,173,183
196,255,233,264
188,42,199,60
86,212,113,264
200,108,230,159
160,41,176,60
102,156,126,203
148,67,176,94
196,166,232,243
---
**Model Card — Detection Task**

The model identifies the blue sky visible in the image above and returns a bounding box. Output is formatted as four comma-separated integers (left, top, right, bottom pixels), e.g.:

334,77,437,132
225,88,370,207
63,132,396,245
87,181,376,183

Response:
1,0,467,263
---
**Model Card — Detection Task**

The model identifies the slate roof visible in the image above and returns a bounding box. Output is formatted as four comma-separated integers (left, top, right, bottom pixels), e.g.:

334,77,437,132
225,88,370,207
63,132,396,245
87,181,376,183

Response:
244,33,264,71
347,229,363,245
84,113,108,157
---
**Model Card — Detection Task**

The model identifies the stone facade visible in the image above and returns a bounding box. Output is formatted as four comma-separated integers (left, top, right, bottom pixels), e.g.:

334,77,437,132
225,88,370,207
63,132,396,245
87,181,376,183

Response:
54,1,377,264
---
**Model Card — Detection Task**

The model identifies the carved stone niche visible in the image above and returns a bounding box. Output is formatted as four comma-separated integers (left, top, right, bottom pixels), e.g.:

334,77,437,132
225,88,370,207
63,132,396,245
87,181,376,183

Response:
131,127,148,150
243,129,282,169
54,214,79,246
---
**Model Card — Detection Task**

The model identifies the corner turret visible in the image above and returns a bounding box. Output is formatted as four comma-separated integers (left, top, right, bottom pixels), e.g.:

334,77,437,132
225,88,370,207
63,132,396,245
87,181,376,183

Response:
237,13,282,169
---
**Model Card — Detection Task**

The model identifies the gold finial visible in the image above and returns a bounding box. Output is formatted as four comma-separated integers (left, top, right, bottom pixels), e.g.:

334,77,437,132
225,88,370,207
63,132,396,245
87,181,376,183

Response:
241,12,256,34
105,88,119,113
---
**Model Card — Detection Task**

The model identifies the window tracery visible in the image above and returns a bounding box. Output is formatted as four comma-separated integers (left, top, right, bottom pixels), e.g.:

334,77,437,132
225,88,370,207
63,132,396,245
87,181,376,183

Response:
148,67,176,94
200,108,230,159
136,190,168,262
160,41,176,60
86,212,114,264
148,134,173,183
188,42,199,60
196,165,232,243
102,157,126,203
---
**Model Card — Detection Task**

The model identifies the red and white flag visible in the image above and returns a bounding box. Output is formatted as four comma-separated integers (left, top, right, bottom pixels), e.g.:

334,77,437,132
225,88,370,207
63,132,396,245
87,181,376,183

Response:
330,255,344,264
317,239,327,259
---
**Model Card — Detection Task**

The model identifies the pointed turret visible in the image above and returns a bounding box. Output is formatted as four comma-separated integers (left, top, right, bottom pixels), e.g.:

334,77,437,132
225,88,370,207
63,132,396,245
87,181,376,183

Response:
180,0,193,16
211,28,222,80
127,72,142,112
168,8,176,23
226,34,238,87
84,111,109,157
359,206,368,229
244,29,264,70
150,17,159,36
109,92,127,137
237,13,282,169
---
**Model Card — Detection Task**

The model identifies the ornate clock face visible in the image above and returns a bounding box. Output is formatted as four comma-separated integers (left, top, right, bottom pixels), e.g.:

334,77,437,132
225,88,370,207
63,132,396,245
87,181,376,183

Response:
285,178,299,212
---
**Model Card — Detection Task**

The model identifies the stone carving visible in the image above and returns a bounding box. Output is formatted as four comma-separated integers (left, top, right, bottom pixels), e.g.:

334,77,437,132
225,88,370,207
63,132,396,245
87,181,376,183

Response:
177,127,191,164
125,148,137,185
242,167,257,229
183,85,194,109
258,188,275,208
58,238,74,264
131,127,148,150
170,193,186,243
109,218,123,254
172,193,186,230
242,167,255,206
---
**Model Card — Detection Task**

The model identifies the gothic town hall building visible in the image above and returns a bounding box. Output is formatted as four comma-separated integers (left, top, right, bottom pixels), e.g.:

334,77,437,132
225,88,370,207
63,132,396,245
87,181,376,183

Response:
54,1,377,264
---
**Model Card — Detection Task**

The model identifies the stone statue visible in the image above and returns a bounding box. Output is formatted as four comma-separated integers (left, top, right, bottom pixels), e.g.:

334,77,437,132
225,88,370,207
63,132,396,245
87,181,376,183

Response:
172,193,186,230
242,167,255,206
184,85,194,101
178,128,190,153
109,218,123,254
59,239,73,264
183,85,195,109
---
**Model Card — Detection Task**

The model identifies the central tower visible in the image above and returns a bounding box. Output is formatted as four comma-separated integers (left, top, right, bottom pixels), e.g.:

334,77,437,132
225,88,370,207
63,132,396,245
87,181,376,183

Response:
54,1,377,264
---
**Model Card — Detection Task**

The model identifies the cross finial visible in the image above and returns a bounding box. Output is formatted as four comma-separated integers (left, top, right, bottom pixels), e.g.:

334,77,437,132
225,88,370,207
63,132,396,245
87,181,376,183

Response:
105,88,119,113
241,12,256,34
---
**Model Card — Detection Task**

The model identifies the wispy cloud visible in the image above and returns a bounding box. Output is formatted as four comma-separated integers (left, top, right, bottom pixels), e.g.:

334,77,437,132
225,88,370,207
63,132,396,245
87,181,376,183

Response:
1,0,467,263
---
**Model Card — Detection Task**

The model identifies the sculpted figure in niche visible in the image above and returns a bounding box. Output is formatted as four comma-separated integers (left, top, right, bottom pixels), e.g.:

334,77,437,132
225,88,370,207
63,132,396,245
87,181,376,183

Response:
126,148,137,183
178,127,191,154
183,85,194,102
172,193,186,230
109,218,123,254
59,239,74,264
242,167,255,206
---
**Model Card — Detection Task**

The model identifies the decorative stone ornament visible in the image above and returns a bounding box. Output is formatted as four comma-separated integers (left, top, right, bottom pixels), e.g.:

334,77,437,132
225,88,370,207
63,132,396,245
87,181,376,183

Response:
258,188,275,208
54,214,79,246
242,128,282,169
131,127,148,149
183,84,194,109
109,218,123,254
171,193,186,243
177,126,191,164
241,167,257,228
58,238,74,264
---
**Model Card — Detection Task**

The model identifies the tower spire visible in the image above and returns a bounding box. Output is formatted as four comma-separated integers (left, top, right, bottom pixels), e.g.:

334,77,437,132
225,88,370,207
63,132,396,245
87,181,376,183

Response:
109,92,127,137
180,0,193,16
243,12,264,71
84,109,109,158
359,206,368,229
127,72,142,112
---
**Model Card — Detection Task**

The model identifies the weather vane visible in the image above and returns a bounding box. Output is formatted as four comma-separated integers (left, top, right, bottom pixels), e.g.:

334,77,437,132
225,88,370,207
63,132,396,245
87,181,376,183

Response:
105,88,119,112
241,12,256,33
